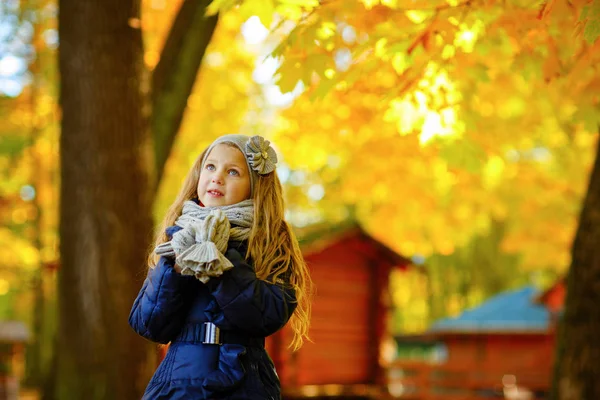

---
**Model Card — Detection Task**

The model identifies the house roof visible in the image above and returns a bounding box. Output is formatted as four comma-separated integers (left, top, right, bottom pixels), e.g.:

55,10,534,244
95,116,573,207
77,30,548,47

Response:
429,286,551,334
0,321,30,343
295,220,410,267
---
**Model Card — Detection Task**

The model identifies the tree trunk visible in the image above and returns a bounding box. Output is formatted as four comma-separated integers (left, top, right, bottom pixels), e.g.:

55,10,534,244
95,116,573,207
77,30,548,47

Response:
151,0,218,188
553,131,600,400
57,0,154,398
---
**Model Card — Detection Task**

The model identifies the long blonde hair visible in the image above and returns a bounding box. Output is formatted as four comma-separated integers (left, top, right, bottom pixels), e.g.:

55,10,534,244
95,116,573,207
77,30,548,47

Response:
149,144,312,350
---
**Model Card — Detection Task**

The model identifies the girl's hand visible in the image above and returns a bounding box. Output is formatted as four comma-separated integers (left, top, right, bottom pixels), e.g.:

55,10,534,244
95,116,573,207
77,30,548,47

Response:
173,263,182,273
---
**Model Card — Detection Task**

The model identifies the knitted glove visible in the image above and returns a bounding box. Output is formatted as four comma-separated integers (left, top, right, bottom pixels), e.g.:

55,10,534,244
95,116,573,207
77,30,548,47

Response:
171,209,233,283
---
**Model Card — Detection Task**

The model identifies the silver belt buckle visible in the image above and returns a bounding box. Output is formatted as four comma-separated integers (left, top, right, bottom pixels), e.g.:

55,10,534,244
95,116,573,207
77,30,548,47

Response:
202,322,221,345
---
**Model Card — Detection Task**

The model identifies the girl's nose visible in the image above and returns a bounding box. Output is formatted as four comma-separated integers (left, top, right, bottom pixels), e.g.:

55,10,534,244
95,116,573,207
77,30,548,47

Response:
211,173,223,184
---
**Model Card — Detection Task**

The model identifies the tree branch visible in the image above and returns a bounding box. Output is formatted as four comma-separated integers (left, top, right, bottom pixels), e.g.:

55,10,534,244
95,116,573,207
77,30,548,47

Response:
151,0,218,191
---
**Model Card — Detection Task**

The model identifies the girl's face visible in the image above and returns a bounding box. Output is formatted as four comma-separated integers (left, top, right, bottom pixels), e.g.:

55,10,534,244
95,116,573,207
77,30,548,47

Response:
197,144,251,207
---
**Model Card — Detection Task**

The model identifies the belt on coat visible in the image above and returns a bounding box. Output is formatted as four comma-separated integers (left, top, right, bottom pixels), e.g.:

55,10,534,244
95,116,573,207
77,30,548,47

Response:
174,322,265,348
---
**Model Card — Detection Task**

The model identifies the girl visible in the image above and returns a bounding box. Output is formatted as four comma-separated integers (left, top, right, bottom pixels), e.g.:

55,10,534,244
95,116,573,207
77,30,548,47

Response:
129,134,312,399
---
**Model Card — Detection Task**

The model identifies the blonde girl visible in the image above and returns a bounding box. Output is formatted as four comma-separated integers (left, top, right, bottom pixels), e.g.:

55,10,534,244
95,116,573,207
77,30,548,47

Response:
129,134,311,399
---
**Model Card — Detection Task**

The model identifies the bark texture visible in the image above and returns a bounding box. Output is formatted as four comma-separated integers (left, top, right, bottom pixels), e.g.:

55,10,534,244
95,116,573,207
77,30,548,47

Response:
57,0,153,398
553,132,600,400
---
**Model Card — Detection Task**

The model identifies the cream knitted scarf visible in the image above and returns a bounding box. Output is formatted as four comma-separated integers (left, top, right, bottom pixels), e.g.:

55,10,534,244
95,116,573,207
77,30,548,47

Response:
154,199,254,283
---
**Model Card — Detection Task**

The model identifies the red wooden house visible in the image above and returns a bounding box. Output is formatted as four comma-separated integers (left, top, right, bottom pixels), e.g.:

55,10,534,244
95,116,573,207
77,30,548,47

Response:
271,222,411,399
0,321,29,400
535,278,565,315
387,284,566,400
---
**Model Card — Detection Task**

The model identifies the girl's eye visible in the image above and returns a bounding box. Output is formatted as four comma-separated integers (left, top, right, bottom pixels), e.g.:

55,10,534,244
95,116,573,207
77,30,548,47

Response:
205,164,215,171
228,169,240,176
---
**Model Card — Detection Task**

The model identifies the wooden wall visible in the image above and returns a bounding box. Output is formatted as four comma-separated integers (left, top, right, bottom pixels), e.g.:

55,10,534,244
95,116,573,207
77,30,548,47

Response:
269,232,397,390
443,333,555,370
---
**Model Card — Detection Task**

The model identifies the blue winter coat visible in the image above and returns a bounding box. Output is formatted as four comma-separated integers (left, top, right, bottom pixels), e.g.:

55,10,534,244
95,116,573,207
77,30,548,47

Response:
129,225,297,399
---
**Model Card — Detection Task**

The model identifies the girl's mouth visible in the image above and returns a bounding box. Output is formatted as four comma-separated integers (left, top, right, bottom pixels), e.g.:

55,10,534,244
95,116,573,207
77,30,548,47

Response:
207,190,223,197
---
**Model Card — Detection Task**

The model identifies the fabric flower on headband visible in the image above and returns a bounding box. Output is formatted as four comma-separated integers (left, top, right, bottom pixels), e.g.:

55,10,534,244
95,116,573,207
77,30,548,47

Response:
245,136,278,175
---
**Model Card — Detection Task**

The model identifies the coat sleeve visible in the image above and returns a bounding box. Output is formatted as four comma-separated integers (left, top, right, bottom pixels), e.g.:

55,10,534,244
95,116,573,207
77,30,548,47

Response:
204,245,298,338
128,228,194,344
